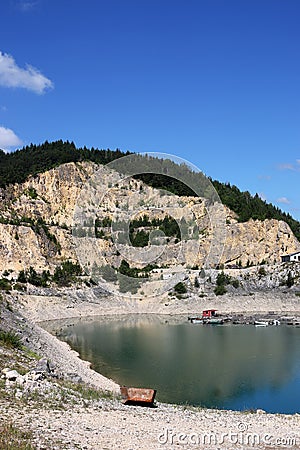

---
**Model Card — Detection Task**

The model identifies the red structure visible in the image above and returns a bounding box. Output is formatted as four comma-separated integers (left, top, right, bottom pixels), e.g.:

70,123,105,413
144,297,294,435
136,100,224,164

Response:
202,309,218,318
120,387,156,406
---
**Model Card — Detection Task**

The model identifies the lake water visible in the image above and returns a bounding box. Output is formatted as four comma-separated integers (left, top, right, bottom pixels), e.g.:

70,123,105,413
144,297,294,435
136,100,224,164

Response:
51,315,300,413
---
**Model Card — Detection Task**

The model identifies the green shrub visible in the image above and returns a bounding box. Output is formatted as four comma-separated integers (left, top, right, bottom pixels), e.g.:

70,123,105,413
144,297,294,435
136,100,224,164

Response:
214,270,231,295
53,260,82,286
118,260,153,278
174,282,187,294
116,260,157,292
286,271,294,288
95,229,105,239
0,279,11,291
95,217,112,228
216,271,231,286
214,284,227,295
128,214,181,246
130,229,149,247
13,283,26,292
215,270,239,291
17,270,27,283
34,219,60,249
231,278,239,288
26,187,38,199
258,267,266,276
0,330,22,349
17,267,50,287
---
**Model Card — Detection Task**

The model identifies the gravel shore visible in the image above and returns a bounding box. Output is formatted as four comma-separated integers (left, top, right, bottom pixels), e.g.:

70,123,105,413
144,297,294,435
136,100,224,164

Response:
2,396,300,450
2,288,300,449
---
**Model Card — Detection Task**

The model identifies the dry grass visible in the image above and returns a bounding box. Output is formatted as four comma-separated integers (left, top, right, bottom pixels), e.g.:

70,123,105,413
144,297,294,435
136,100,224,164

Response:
0,422,36,450
60,380,117,401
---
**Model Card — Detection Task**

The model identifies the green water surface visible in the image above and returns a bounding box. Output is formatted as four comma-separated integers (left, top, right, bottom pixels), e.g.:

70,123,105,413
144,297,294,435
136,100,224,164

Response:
51,315,300,413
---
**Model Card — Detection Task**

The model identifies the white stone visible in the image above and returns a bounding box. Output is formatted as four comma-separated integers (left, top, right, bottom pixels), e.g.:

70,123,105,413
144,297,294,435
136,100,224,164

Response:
16,376,25,386
15,389,23,399
5,369,20,381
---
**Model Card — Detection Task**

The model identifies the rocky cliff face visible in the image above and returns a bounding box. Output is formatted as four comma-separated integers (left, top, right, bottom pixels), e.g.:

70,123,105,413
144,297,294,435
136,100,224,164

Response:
0,161,299,275
221,218,297,267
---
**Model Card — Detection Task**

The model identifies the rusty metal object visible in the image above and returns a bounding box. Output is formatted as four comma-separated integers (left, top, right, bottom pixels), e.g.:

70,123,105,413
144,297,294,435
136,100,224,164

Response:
120,386,157,405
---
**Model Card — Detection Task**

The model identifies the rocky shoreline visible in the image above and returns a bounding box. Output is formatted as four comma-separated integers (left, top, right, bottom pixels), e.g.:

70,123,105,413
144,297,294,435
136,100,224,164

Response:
1,289,300,449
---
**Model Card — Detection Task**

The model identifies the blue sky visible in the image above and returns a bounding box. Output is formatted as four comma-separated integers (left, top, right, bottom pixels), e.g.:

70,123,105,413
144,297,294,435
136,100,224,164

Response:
0,0,300,219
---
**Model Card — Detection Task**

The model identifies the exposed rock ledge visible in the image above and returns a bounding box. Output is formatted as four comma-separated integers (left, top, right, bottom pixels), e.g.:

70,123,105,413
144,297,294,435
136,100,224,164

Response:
16,286,300,323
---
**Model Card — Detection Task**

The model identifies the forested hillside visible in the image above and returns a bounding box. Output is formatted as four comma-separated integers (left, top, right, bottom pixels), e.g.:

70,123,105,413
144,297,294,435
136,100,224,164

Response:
1,140,299,240
0,140,127,187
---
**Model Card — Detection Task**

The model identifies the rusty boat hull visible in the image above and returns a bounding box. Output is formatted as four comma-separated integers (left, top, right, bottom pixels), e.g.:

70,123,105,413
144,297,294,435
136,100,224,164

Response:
120,386,157,405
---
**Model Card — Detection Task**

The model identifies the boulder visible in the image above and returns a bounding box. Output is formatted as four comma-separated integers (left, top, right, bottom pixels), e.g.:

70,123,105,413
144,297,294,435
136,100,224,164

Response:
5,370,20,381
24,371,44,382
16,376,25,386
66,372,83,383
33,357,51,375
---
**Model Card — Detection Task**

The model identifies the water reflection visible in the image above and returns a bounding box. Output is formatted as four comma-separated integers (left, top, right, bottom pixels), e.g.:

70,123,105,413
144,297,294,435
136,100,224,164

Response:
44,316,300,413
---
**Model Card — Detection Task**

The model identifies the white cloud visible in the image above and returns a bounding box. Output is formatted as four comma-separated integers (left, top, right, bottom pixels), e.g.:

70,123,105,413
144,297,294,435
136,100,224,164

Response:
0,126,23,151
0,51,53,94
277,197,290,205
16,1,39,12
278,163,295,171
278,159,300,171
